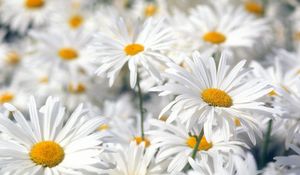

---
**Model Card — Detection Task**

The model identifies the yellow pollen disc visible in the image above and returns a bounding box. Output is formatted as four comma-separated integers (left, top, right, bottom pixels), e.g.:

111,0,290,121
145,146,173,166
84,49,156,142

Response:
186,136,212,151
69,15,84,29
68,83,86,94
5,52,21,65
25,0,44,9
0,92,14,104
203,31,226,44
124,44,144,56
58,48,78,60
144,4,158,17
29,141,64,168
201,88,233,107
159,115,168,122
268,90,277,96
234,118,241,126
39,76,49,84
133,136,150,147
97,124,109,131
294,32,300,41
244,2,264,15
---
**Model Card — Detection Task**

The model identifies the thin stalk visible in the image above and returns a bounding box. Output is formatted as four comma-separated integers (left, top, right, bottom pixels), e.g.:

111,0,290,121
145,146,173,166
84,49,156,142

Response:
260,119,273,168
136,72,145,139
191,129,204,159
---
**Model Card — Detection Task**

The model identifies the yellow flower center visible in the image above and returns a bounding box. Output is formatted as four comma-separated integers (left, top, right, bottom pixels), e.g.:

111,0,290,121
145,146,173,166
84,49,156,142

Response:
29,141,64,168
186,136,212,151
159,115,168,121
234,118,241,126
268,90,277,96
5,52,21,65
294,32,300,41
201,88,233,107
39,76,49,84
144,4,158,17
133,136,150,147
69,15,84,29
68,83,86,94
58,48,78,60
244,2,264,15
0,92,14,104
25,0,44,9
97,124,109,131
124,44,144,56
203,31,226,44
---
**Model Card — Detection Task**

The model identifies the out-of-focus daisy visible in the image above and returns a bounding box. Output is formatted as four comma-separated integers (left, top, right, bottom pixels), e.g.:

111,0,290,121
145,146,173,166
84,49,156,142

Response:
188,2,269,54
233,152,258,175
0,0,56,33
187,153,235,175
62,76,109,110
152,51,277,143
30,28,93,78
243,0,265,16
108,141,167,175
0,41,29,75
131,0,168,19
50,1,95,32
0,96,109,174
12,65,64,106
0,83,29,114
148,119,246,173
91,17,175,88
250,58,298,97
274,144,300,175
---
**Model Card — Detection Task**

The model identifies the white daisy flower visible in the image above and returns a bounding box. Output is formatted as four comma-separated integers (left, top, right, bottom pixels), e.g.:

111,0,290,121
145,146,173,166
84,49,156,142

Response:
91,17,175,88
233,152,258,175
148,119,246,173
0,96,109,174
187,152,235,175
50,1,95,32
152,51,277,143
29,27,93,78
0,0,55,34
108,141,167,175
0,84,29,114
274,144,300,175
250,58,298,97
131,0,168,19
188,1,269,53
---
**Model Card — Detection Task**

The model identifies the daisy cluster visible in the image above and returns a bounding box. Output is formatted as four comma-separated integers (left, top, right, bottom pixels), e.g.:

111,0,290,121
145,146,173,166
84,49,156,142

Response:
1,0,300,174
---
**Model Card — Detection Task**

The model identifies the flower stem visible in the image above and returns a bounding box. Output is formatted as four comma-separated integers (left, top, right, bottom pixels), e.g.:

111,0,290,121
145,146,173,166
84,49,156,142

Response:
136,72,145,139
191,129,204,159
260,119,273,168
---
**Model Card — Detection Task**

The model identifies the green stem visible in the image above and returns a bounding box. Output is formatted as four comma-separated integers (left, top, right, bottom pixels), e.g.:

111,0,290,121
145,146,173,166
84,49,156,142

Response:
260,119,273,168
191,129,204,159
136,72,145,139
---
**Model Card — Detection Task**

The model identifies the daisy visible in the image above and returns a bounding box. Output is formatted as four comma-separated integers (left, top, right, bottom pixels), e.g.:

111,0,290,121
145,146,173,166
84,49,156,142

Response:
188,1,269,53
62,75,110,110
49,1,95,32
147,119,246,173
131,0,168,19
250,58,298,97
91,17,175,88
152,51,277,143
0,0,56,34
0,40,30,76
187,152,235,175
0,96,109,174
274,144,300,175
108,141,167,175
29,27,94,78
